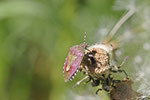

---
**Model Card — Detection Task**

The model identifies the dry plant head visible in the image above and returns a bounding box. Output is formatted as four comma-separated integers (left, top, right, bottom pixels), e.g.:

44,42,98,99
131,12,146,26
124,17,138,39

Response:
81,45,110,78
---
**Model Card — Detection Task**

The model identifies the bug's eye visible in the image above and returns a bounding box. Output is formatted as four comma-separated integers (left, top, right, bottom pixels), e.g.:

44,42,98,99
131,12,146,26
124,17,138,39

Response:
89,50,97,55
90,57,96,64
92,50,97,54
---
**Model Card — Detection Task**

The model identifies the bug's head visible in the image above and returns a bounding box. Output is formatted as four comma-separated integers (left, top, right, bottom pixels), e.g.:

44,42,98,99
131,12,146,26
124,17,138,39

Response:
80,43,88,50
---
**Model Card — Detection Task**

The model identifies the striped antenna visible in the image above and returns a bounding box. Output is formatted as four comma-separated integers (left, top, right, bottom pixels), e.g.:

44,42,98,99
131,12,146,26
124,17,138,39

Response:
84,32,86,44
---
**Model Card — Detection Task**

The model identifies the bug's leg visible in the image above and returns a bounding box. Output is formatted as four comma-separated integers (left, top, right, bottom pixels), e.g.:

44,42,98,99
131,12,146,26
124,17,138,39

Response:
84,75,94,84
112,80,121,89
118,56,129,78
103,77,113,92
90,75,102,87
108,74,116,88
119,56,129,67
91,79,100,87
110,56,129,78
102,85,111,92
73,76,89,88
118,69,128,78
96,88,102,95
85,76,91,83
110,68,117,73
110,67,129,78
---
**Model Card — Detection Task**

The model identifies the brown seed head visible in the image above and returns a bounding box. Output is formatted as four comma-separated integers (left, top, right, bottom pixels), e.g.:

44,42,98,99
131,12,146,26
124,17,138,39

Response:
81,47,110,78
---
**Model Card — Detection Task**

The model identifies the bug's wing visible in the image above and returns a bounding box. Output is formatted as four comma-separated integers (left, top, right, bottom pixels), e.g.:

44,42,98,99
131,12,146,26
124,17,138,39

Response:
63,46,84,82
64,56,83,82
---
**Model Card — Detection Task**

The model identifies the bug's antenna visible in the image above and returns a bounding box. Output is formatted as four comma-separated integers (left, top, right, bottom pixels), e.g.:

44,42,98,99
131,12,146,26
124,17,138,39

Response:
84,32,87,44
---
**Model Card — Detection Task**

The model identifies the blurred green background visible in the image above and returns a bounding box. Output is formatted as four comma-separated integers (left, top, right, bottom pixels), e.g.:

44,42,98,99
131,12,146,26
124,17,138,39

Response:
0,0,150,100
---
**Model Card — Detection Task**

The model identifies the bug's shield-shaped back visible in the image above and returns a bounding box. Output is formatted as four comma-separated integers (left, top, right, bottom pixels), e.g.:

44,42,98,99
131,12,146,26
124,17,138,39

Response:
63,43,87,82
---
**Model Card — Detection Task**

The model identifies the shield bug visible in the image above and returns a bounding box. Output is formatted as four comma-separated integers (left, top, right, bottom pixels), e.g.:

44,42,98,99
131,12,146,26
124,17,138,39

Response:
64,10,134,94
72,9,134,92
63,32,87,82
